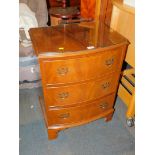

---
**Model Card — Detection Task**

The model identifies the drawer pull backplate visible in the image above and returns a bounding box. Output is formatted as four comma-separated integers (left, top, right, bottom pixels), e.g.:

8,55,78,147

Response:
105,58,114,66
57,67,68,76
58,92,69,99
59,113,70,119
102,82,110,89
99,102,108,109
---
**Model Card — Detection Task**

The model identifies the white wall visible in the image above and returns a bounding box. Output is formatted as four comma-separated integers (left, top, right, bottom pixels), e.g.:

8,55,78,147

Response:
124,0,135,7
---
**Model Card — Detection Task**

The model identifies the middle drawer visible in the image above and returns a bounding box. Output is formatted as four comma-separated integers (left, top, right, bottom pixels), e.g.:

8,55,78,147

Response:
44,71,120,107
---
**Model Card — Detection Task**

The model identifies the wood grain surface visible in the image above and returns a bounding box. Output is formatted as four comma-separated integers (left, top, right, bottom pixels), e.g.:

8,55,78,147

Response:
29,22,129,139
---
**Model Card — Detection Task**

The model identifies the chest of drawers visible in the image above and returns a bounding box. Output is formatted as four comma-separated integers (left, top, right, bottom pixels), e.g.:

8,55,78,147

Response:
29,23,129,140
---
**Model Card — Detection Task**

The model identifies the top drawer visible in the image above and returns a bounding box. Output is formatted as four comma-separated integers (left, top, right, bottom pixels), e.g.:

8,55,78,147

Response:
39,48,123,85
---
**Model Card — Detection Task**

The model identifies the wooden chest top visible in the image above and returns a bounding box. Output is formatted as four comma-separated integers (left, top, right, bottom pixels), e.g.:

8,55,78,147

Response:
29,23,128,56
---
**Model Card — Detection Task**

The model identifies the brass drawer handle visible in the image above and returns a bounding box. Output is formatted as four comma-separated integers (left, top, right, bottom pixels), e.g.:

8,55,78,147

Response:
57,67,68,76
99,102,108,109
59,113,70,119
102,82,110,89
105,58,114,66
58,92,69,99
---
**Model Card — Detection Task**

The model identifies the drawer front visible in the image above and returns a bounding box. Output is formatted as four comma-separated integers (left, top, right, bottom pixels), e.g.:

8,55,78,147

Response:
40,48,123,85
44,71,120,107
47,94,115,126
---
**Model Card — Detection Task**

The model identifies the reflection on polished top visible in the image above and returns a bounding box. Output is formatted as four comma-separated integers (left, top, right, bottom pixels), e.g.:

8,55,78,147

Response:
29,22,128,56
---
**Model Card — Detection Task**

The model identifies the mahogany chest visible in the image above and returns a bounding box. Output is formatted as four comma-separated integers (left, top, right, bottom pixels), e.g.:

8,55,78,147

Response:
29,23,129,140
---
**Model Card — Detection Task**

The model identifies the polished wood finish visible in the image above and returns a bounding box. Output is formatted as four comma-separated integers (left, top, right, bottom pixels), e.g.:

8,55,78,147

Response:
44,72,120,107
104,111,114,122
39,96,114,129
49,6,80,19
80,0,113,24
81,0,96,19
29,24,128,55
46,94,115,126
105,0,113,26
48,0,80,26
39,48,124,85
48,129,59,139
48,0,80,7
29,23,129,140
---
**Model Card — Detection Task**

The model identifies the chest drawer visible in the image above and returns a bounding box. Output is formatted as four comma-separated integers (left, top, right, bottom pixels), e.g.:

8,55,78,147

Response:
46,93,115,126
40,48,123,85
44,71,120,107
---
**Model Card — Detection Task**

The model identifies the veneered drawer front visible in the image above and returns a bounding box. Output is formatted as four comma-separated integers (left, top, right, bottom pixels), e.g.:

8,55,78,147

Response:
40,48,123,85
46,93,115,126
44,71,120,107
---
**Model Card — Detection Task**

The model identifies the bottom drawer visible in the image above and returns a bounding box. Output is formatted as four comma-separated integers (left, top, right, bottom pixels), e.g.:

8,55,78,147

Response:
46,93,116,126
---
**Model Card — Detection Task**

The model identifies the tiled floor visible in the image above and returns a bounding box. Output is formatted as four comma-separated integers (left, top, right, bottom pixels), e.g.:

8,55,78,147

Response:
19,88,135,155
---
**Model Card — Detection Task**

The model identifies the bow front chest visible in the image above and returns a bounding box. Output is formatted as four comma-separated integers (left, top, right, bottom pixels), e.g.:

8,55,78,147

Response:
29,23,129,140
